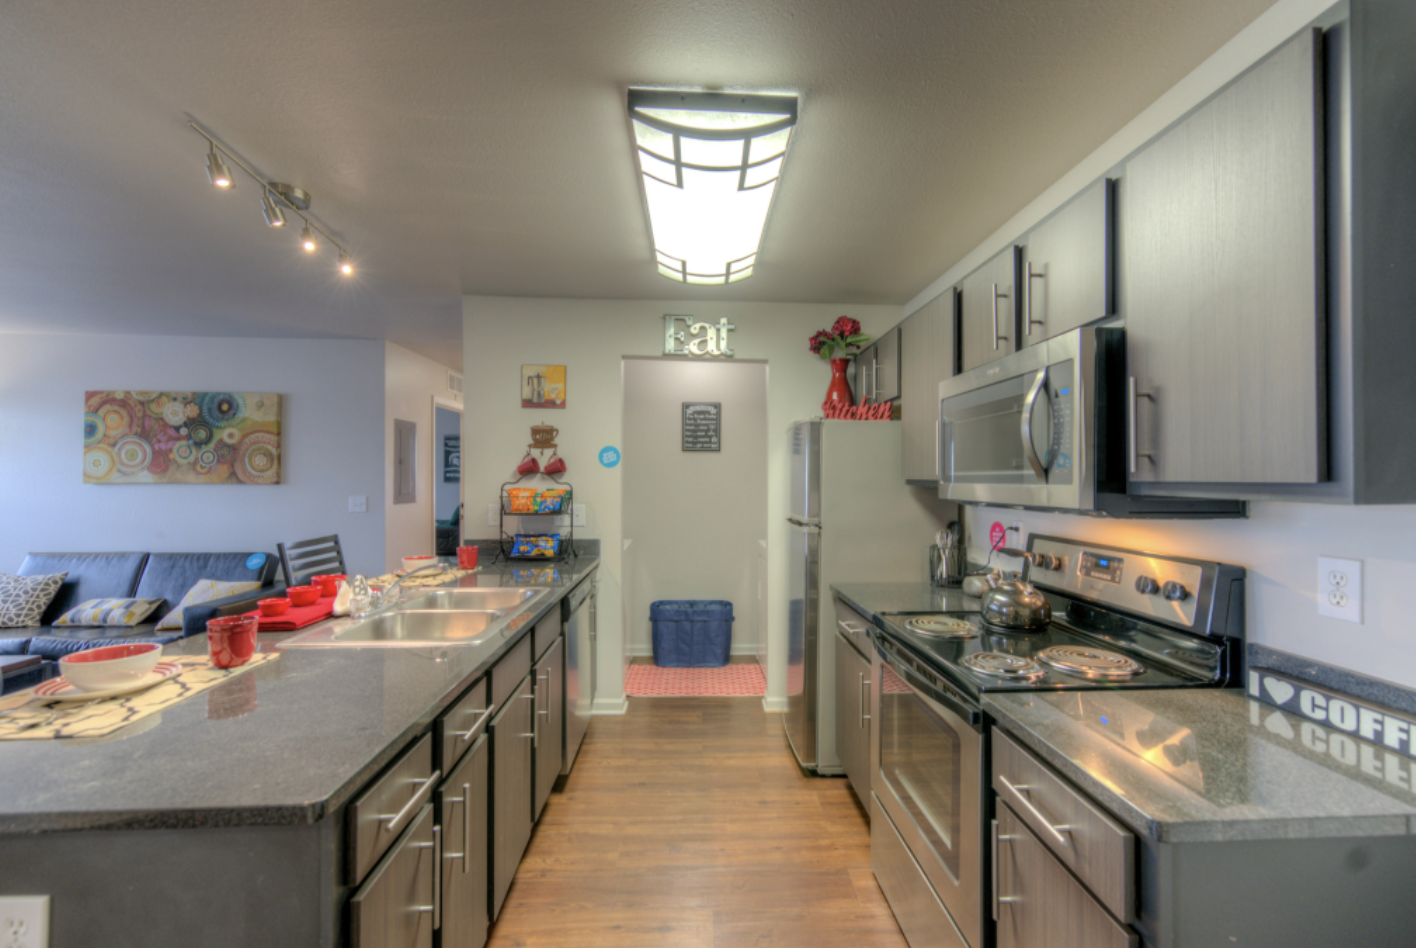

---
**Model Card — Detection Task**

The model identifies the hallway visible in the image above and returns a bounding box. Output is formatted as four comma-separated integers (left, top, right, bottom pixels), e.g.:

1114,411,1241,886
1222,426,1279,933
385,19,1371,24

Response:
488,698,909,948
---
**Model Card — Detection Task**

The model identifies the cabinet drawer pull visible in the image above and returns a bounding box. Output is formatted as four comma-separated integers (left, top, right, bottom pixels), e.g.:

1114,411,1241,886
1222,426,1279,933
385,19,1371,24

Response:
999,775,1072,846
453,706,494,743
992,283,1010,351
1128,376,1155,474
860,673,871,727
383,770,441,835
1025,261,1046,336
837,620,865,636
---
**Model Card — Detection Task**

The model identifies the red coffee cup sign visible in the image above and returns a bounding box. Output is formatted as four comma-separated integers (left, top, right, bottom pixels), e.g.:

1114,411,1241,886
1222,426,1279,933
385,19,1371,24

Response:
989,521,1007,550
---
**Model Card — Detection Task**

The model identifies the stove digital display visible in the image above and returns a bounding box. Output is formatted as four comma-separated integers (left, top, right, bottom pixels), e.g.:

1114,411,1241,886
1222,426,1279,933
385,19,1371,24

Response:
1079,551,1124,583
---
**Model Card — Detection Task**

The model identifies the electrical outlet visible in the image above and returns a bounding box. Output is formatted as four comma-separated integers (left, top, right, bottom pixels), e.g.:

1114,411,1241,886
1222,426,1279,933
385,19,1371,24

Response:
573,504,586,527
487,503,498,526
347,495,367,513
1,895,50,948
1317,556,1362,623
1007,521,1026,550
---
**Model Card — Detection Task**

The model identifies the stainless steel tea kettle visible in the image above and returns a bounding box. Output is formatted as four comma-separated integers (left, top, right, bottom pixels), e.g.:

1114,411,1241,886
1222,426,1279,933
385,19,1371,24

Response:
978,549,1053,631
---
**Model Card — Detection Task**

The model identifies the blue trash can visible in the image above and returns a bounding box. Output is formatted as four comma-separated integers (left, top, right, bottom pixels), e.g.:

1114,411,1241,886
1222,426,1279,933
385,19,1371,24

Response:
650,600,734,667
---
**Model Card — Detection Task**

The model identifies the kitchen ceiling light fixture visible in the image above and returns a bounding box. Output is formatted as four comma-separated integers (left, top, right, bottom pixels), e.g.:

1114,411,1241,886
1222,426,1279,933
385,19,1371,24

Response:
190,121,355,277
627,89,798,285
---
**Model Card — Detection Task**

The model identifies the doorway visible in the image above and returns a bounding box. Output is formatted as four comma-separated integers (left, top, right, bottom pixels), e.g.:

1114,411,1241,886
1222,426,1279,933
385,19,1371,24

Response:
433,400,463,555
621,357,769,664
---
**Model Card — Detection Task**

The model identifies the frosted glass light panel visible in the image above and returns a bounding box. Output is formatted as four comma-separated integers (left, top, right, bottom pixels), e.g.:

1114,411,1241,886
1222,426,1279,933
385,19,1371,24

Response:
628,90,798,285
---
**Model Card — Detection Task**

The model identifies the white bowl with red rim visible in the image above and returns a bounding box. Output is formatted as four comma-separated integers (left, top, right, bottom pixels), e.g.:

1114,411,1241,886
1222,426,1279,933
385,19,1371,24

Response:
402,555,439,573
58,642,164,693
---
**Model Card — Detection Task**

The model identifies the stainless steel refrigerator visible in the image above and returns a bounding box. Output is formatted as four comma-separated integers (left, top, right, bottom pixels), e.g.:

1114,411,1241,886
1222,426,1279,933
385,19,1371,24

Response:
785,419,956,774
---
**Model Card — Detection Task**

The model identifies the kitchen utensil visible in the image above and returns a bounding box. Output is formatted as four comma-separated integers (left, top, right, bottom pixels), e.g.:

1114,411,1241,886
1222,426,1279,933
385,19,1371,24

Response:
979,576,1053,631
543,453,567,475
516,453,541,475
401,555,438,573
207,614,259,669
32,662,182,701
286,585,321,607
943,520,967,587
258,598,291,617
58,642,163,692
961,570,998,599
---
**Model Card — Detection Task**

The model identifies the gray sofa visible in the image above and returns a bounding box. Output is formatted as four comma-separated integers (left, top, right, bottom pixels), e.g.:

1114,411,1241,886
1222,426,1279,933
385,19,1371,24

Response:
1,552,281,660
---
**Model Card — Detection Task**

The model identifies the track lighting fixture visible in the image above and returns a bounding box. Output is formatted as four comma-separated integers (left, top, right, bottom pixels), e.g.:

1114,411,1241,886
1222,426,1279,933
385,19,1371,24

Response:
190,121,355,278
206,148,232,189
261,190,287,228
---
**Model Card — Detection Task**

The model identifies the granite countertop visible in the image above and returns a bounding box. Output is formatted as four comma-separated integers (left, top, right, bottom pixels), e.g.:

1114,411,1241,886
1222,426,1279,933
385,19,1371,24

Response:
0,554,598,835
985,689,1416,843
831,582,983,622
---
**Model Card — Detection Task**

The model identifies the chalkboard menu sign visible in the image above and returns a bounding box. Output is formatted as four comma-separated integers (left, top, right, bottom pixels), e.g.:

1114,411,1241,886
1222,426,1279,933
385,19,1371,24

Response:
682,402,722,452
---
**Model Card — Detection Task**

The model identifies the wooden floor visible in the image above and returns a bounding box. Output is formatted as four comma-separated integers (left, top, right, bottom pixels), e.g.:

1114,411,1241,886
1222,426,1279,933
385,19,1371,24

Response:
488,698,908,948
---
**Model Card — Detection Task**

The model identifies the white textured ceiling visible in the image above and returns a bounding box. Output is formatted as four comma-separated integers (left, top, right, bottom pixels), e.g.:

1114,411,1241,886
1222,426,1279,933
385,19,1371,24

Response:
0,0,1278,369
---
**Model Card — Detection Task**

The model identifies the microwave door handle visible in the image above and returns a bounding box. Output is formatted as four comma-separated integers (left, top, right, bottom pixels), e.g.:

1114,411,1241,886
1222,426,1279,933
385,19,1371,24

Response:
1020,368,1049,481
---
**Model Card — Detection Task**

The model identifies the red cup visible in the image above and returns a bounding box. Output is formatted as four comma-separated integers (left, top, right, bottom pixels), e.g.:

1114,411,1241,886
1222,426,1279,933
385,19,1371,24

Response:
312,574,346,598
206,614,259,669
516,453,540,476
456,546,479,570
543,454,567,475
287,585,320,607
257,597,291,617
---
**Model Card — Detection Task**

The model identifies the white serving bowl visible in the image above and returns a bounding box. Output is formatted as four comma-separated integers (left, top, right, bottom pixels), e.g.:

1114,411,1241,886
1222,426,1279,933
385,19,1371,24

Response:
59,642,163,692
402,555,439,573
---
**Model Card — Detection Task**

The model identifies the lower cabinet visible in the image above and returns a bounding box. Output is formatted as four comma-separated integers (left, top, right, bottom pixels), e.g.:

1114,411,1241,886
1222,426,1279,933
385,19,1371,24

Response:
834,631,871,807
533,636,564,821
490,673,534,921
438,733,490,948
349,804,436,948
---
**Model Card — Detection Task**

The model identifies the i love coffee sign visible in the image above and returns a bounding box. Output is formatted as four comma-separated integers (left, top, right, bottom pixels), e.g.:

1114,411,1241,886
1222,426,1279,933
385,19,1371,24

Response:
1247,668,1416,762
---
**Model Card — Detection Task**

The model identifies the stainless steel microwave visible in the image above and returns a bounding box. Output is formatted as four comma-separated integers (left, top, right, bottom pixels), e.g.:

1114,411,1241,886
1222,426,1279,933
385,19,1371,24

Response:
937,327,1126,511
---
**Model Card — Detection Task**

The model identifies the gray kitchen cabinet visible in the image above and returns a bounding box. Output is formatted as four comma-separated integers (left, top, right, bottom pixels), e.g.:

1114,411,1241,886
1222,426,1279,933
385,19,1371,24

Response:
1020,179,1114,348
438,733,489,948
532,635,564,821
857,326,901,405
900,288,957,484
562,577,595,776
489,673,534,921
833,630,870,808
1122,28,1324,485
349,804,436,948
960,246,1020,372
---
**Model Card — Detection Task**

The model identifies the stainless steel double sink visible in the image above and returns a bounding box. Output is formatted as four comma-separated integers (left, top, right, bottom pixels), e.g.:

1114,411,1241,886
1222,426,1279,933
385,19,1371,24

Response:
277,587,547,648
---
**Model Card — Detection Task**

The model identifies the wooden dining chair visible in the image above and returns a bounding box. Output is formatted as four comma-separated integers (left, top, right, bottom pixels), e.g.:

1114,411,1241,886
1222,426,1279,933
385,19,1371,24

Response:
277,535,347,587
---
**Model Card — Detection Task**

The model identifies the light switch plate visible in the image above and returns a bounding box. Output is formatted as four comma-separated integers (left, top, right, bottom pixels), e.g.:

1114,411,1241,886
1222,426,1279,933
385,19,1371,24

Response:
348,495,367,513
573,504,586,527
487,504,499,526
1318,556,1362,623
0,895,50,948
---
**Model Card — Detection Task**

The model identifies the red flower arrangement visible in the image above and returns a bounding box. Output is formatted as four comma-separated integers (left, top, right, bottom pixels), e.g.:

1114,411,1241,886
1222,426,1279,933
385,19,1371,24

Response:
808,316,870,360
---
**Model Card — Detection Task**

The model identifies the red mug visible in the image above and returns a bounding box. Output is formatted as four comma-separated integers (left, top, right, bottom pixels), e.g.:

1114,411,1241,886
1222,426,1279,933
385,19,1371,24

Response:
456,546,479,569
312,574,346,598
516,453,540,476
207,615,259,669
543,453,567,475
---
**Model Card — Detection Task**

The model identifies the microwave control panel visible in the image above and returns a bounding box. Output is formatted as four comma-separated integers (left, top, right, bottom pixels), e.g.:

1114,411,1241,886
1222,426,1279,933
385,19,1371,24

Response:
1049,383,1073,476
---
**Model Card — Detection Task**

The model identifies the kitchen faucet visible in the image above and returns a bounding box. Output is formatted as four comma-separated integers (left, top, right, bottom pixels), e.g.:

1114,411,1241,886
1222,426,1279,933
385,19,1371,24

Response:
349,563,448,618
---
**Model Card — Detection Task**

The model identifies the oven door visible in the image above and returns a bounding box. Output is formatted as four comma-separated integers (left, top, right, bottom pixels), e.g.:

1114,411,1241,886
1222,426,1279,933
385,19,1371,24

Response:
874,635,986,948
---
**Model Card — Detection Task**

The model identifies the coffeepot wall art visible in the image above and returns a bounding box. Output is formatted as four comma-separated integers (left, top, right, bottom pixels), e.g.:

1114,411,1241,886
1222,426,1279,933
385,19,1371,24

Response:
83,391,282,485
521,365,566,409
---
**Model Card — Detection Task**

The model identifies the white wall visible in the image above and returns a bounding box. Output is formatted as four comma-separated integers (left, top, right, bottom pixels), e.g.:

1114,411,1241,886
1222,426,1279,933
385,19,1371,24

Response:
463,297,900,712
0,333,387,575
384,342,462,573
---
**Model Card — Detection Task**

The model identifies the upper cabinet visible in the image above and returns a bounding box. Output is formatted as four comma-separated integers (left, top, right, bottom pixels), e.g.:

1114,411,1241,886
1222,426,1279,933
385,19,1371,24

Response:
858,326,901,404
1020,180,1115,347
1122,28,1324,485
900,289,957,484
960,246,1020,372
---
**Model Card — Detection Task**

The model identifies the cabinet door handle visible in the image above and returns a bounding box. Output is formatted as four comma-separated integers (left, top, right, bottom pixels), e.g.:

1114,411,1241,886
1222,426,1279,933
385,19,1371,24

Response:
454,705,494,743
992,283,1010,351
935,418,943,482
859,673,871,727
993,818,1020,920
999,775,1072,846
523,691,538,747
1025,261,1046,336
412,822,441,929
444,782,472,875
1128,376,1156,474
537,672,551,720
383,771,441,835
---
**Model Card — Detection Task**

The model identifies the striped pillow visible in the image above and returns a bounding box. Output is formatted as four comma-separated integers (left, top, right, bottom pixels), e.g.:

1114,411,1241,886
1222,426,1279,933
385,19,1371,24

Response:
154,579,261,631
54,598,166,628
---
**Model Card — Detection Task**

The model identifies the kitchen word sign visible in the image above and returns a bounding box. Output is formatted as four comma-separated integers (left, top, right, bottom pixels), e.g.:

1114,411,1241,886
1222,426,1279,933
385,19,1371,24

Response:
682,402,722,452
822,402,891,420
664,315,736,357
1248,668,1416,762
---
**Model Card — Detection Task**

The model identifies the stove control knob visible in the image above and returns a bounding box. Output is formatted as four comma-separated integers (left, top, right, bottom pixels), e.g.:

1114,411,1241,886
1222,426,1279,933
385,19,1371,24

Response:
1135,576,1160,596
1162,581,1190,602
1034,554,1057,571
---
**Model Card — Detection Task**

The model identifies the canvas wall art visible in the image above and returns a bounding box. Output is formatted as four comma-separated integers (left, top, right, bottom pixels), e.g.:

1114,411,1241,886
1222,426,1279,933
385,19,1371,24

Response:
521,365,566,409
83,391,282,485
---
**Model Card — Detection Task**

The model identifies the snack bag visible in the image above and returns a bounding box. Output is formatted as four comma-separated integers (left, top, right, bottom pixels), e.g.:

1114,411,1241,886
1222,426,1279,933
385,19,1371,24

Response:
537,488,567,513
507,488,536,513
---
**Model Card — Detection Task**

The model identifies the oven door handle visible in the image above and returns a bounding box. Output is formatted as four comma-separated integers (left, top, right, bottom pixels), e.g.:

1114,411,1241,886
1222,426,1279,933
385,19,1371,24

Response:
875,636,983,729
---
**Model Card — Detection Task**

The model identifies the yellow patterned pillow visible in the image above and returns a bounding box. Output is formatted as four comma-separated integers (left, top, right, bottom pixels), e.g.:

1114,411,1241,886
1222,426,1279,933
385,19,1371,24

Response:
154,579,261,631
55,598,166,627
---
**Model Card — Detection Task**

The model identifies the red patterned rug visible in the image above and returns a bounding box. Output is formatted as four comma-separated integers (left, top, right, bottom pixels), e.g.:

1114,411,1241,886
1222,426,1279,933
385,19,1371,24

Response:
625,663,766,697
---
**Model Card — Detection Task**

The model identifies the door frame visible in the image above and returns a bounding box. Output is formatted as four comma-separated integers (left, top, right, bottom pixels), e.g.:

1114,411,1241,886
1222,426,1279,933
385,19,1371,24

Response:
431,396,464,554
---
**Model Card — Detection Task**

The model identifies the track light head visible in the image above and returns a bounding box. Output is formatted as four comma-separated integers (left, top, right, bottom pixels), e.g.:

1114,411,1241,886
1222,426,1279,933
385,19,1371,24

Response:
338,252,354,276
206,148,233,189
262,191,287,228
300,226,318,253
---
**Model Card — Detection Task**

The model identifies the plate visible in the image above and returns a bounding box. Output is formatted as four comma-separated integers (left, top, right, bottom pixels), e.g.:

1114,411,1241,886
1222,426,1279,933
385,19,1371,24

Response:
31,662,183,702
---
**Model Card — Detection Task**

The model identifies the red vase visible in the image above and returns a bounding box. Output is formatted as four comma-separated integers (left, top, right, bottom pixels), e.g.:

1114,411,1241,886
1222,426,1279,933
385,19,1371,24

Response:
823,357,855,411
